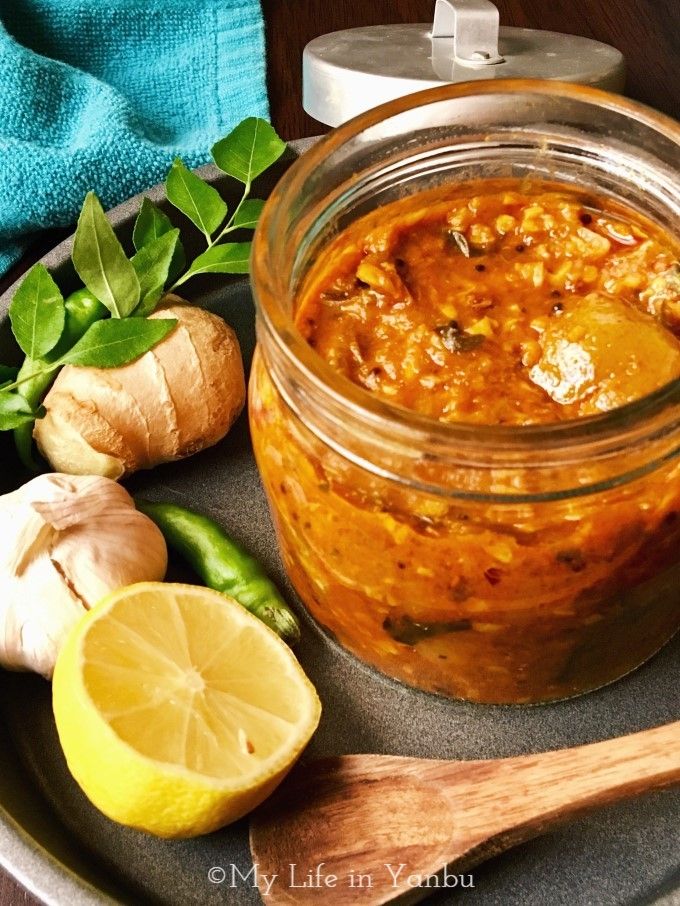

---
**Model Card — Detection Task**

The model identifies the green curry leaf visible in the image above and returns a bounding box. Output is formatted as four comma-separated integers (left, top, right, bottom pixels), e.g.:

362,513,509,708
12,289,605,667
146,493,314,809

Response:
211,118,285,187
131,229,181,317
0,118,288,443
166,159,227,240
175,242,251,285
57,318,177,369
133,198,174,250
72,192,140,319
9,264,65,359
0,391,35,430
232,198,265,230
133,198,185,281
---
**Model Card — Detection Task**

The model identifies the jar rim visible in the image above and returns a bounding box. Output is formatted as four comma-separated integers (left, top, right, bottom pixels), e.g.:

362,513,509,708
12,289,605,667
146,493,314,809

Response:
252,78,680,462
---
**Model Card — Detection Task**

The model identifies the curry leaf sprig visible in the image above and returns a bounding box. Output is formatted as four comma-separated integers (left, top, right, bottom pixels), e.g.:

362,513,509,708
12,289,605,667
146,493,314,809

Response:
168,117,285,286
0,117,286,461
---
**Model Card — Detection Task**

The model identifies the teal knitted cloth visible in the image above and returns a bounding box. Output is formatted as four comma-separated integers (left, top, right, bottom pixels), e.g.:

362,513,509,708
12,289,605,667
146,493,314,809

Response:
0,0,269,275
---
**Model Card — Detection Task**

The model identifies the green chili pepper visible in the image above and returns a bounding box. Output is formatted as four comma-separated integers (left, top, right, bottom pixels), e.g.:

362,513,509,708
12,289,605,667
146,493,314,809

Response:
135,499,301,645
13,288,107,470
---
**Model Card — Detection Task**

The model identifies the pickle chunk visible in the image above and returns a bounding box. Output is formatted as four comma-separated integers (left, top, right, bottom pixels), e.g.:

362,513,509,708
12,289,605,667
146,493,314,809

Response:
529,293,680,415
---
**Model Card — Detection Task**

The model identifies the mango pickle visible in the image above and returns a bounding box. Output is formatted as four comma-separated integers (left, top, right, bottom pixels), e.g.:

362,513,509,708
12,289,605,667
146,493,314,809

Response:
250,180,680,703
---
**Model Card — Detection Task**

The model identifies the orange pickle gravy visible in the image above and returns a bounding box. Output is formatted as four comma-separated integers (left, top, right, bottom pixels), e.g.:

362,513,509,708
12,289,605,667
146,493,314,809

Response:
299,182,680,424
250,179,680,703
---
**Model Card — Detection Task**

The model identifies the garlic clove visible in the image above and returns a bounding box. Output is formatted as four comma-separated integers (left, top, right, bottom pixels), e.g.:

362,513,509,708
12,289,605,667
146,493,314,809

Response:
53,513,167,607
0,501,54,576
30,473,132,529
0,473,168,677
1,555,85,677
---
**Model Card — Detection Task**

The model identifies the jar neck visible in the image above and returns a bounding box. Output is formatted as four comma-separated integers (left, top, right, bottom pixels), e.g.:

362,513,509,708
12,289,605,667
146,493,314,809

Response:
256,311,680,501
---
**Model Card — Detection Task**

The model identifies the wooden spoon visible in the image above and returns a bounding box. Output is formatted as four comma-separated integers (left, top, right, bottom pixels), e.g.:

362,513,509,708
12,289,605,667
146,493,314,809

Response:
250,721,680,905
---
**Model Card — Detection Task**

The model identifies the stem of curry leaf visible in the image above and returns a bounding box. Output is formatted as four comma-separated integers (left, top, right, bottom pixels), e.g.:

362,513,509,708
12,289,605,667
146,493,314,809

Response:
0,365,57,394
168,182,252,292
210,181,251,248
168,271,192,291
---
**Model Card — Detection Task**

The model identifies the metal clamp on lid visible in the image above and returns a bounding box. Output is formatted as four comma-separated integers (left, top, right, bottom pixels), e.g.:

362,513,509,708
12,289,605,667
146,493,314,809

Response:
431,0,505,67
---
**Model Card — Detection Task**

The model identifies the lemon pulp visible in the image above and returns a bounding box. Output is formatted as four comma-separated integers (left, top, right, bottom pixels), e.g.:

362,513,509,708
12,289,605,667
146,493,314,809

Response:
53,583,321,837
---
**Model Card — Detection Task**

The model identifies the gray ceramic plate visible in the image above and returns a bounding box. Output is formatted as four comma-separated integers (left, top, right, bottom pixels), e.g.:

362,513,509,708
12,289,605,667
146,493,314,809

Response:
0,144,678,906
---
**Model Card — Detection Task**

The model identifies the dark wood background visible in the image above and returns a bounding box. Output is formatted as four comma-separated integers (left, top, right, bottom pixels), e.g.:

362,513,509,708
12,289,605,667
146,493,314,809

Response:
263,0,680,138
1,0,679,903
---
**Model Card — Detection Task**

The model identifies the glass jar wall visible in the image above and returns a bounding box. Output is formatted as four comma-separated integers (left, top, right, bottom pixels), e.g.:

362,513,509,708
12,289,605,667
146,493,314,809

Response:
249,80,680,704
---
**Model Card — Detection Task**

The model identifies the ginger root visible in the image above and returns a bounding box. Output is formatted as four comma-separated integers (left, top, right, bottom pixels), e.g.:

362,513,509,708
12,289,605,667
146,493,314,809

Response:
34,300,246,478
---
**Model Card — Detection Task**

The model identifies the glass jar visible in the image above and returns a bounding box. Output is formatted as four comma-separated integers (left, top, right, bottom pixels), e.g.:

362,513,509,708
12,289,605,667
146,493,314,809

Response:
249,80,680,704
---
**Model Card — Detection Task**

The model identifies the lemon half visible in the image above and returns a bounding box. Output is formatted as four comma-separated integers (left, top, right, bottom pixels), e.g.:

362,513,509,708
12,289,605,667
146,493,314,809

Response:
52,582,321,838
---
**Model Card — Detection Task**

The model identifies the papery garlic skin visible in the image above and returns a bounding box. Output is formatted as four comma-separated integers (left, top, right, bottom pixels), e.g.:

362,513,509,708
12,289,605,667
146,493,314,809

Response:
0,474,167,678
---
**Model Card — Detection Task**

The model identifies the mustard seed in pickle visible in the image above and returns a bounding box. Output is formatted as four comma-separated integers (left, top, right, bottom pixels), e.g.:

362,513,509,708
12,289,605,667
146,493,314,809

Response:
249,180,680,703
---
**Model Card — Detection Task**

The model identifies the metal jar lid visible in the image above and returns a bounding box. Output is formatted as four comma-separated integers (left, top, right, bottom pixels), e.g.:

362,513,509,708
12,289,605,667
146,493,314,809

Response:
303,0,625,126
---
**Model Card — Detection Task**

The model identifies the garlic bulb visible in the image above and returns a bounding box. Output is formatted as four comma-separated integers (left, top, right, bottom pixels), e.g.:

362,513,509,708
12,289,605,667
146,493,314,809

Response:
0,474,167,678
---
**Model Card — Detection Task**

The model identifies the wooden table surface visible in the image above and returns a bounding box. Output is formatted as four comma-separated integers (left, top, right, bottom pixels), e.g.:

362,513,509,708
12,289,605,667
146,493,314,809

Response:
1,1,679,903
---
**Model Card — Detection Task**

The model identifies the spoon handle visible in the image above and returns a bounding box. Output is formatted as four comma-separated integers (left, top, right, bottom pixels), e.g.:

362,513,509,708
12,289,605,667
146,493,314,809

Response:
426,720,680,839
